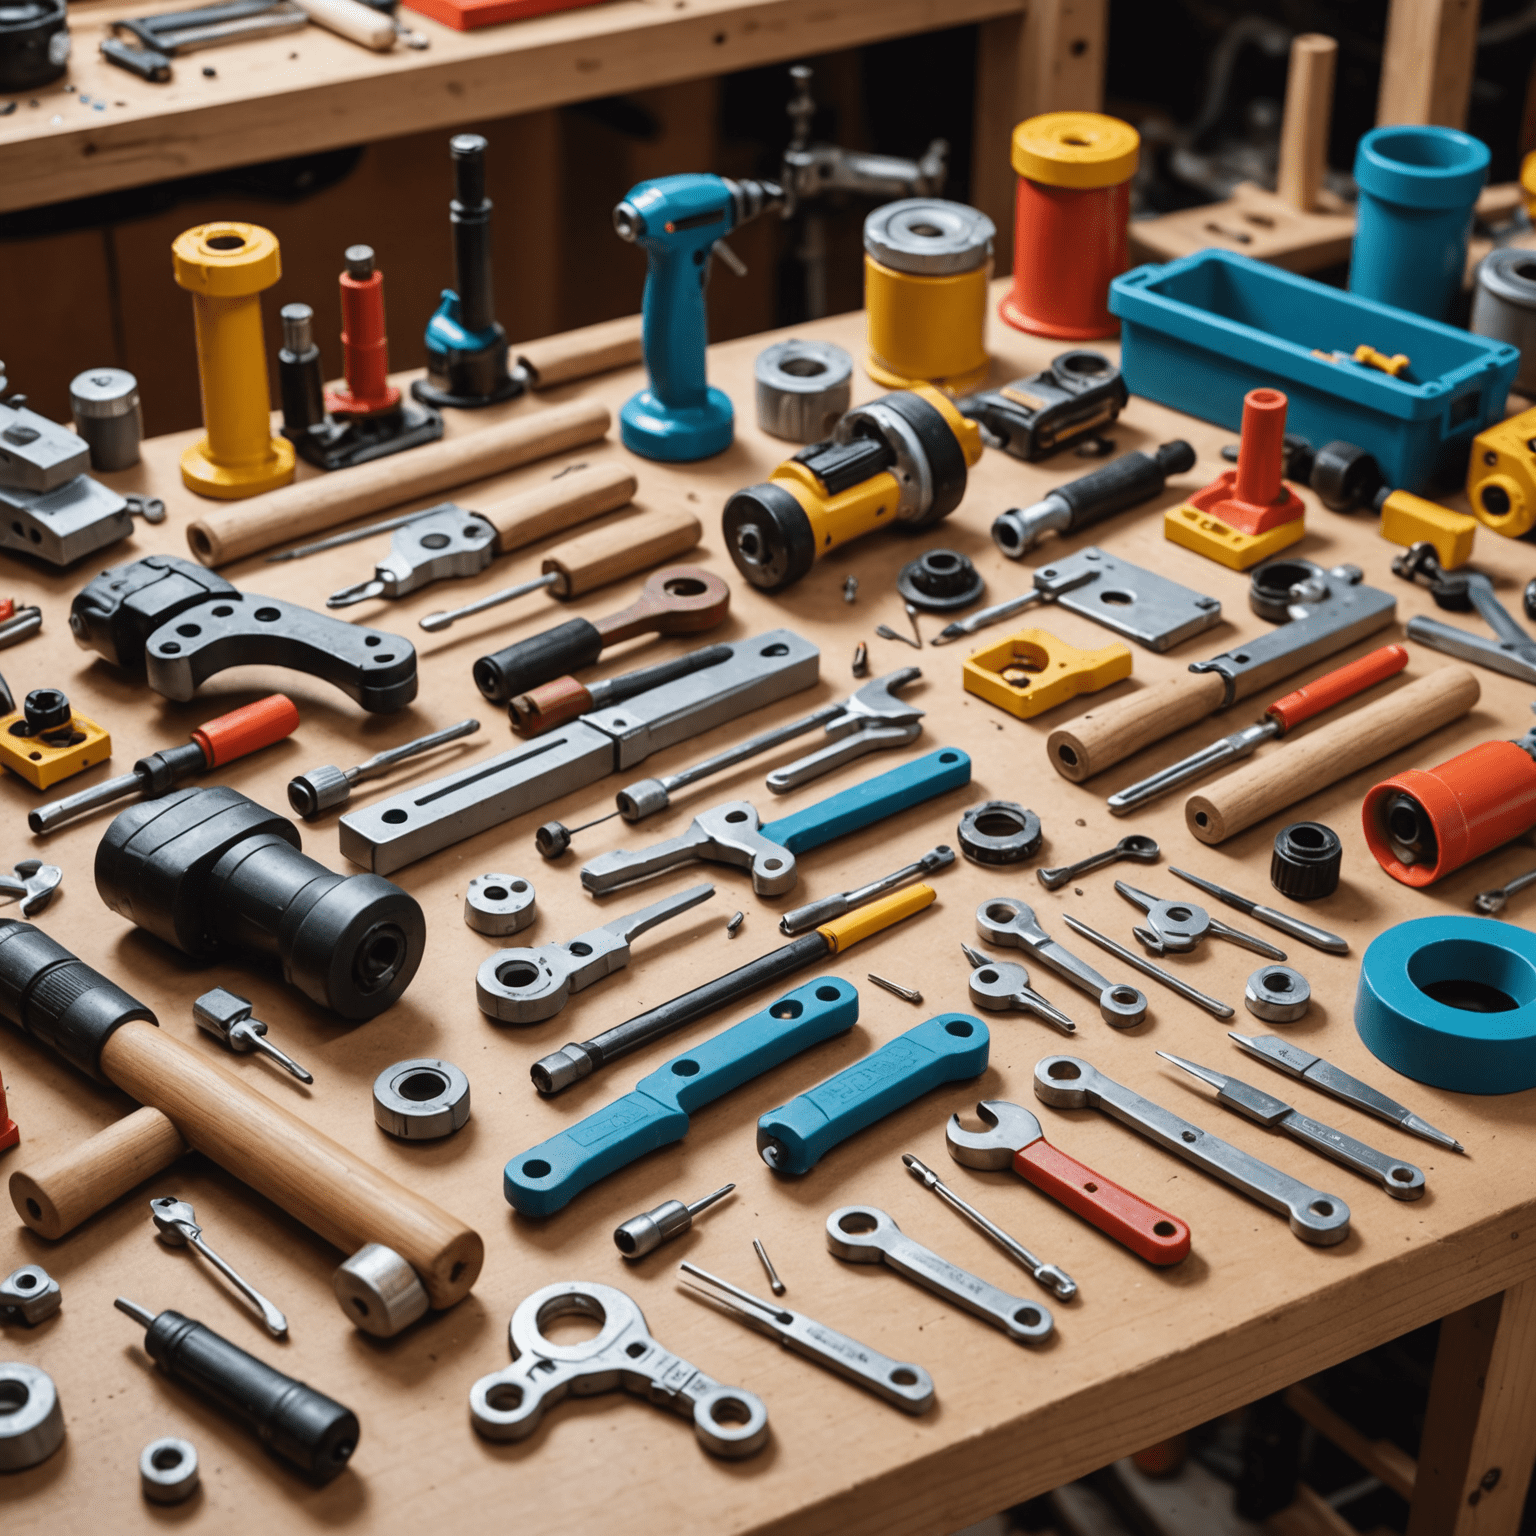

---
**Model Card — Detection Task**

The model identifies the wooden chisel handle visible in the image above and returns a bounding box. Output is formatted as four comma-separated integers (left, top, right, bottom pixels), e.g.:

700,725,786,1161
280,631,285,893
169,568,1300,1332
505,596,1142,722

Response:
480,462,637,553
1186,666,1480,844
1048,671,1228,782
187,398,611,567
291,0,396,47
545,505,703,600
516,315,644,388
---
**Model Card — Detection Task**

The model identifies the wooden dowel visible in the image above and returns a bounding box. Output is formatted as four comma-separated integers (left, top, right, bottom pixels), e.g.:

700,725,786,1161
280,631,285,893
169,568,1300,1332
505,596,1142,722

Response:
1277,34,1337,212
517,315,644,387
481,462,637,553
1047,671,1228,783
545,507,702,598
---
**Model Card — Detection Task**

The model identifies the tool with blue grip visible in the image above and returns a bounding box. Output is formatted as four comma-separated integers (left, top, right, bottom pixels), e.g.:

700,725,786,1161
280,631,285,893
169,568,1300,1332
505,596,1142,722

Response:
579,747,972,896
505,976,858,1215
613,174,783,461
757,1013,990,1175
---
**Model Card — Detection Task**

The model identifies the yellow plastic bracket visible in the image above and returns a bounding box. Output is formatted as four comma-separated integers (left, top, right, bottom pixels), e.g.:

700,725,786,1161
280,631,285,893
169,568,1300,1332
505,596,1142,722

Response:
818,882,936,954
963,628,1132,720
1164,501,1306,570
1379,490,1478,569
0,709,111,789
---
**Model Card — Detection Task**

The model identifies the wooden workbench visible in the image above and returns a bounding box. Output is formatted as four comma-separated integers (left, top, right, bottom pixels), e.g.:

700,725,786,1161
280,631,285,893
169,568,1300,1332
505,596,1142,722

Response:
2,289,1535,1536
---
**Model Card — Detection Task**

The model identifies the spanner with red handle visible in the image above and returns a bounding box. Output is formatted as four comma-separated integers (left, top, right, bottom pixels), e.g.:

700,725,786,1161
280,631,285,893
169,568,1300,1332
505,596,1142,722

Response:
945,1098,1191,1265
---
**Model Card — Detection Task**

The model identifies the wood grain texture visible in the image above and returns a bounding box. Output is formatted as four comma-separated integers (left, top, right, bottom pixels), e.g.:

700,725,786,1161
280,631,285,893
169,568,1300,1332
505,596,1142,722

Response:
481,462,637,552
518,315,646,386
1377,0,1483,129
1046,670,1228,782
1127,182,1357,276
545,505,701,595
1285,1381,1417,1501
1276,34,1337,212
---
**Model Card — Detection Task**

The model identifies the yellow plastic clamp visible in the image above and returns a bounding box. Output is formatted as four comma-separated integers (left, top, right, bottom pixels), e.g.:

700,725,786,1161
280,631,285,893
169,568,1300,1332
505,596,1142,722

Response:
1164,501,1306,570
1379,490,1478,569
963,628,1131,720
0,708,111,789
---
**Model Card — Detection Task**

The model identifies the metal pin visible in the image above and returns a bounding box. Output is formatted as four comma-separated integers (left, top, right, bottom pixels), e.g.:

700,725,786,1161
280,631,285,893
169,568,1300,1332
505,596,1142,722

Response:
726,910,745,937
905,601,922,647
868,973,922,1004
1059,914,1234,1019
843,576,858,603
852,640,869,676
875,624,921,650
752,1238,785,1295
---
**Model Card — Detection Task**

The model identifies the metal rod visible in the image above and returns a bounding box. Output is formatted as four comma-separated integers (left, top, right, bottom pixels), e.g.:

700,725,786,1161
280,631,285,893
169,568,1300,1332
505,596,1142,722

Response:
1059,914,1234,1019
752,1239,785,1296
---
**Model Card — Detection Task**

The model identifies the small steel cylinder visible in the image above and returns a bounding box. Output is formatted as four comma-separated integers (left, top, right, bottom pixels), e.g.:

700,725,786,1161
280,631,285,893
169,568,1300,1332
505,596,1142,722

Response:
69,367,142,471
1472,247,1536,393
754,339,853,442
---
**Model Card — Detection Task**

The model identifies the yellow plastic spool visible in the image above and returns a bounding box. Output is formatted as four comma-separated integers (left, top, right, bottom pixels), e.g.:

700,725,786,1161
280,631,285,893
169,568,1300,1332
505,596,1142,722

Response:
173,222,295,500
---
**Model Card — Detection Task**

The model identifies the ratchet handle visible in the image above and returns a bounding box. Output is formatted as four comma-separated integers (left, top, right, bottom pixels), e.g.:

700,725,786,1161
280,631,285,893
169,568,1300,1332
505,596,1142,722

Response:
192,693,301,768
1265,644,1408,733
756,1013,990,1175
1016,1139,1191,1265
1055,440,1196,531
479,462,638,553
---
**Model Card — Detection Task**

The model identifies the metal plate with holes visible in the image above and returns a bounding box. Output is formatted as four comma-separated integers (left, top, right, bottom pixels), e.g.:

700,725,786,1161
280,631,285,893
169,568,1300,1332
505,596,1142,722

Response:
1036,547,1223,652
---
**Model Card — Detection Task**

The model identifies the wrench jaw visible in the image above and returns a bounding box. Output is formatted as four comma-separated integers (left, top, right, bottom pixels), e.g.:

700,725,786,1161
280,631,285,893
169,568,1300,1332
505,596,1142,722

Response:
944,1100,1044,1168
1032,1055,1097,1110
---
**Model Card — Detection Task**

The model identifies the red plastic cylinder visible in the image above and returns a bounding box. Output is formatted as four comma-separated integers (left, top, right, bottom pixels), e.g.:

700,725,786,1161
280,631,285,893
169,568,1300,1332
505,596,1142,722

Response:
1235,389,1287,507
1363,739,1536,886
334,266,399,415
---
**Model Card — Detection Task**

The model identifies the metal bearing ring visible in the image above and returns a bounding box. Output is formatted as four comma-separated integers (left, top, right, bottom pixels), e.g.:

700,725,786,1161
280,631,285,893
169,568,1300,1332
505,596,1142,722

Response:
373,1058,471,1140
1245,965,1311,1023
958,801,1043,865
754,339,853,443
465,873,536,936
140,1437,199,1504
0,1362,64,1471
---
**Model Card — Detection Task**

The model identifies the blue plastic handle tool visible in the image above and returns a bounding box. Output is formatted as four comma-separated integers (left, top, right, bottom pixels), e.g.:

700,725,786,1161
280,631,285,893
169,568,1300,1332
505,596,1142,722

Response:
756,1013,991,1175
505,977,859,1215
761,748,972,854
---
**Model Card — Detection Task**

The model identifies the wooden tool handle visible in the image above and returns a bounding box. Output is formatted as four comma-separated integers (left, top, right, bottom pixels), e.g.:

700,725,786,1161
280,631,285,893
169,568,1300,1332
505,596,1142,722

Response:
186,398,611,567
516,315,644,388
99,1022,483,1307
1186,666,1480,845
544,506,703,600
1047,670,1228,782
9,1105,186,1240
1276,33,1337,212
590,565,732,642
481,461,638,553
291,0,396,47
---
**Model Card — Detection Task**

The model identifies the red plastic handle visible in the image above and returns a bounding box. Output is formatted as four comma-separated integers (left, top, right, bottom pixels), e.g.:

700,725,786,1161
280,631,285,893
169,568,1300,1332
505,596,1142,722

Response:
192,694,300,768
1017,1138,1191,1266
1265,644,1408,733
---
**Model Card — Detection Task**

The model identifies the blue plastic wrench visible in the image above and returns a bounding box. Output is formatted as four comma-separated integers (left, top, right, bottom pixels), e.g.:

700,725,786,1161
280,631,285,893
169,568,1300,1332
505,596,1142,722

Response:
579,747,972,896
756,1014,990,1175
504,976,859,1215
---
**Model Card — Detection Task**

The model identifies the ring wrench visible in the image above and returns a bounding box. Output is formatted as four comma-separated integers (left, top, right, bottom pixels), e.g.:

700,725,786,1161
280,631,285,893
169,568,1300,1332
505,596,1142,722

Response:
150,1197,289,1337
1037,834,1159,891
960,944,1077,1034
1114,881,1286,960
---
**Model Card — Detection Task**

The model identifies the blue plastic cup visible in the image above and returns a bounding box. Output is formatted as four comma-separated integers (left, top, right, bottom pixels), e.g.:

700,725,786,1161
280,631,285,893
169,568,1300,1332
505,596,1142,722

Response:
1349,125,1489,320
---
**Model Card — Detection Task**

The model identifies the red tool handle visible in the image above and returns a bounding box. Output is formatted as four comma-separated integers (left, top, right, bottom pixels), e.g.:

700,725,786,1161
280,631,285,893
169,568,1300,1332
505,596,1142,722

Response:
191,694,300,768
1017,1140,1191,1266
1265,644,1408,734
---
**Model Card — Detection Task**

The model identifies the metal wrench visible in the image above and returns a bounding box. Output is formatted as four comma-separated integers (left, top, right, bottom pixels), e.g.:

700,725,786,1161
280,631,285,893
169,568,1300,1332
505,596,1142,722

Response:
1114,881,1286,960
960,944,1077,1034
824,1205,1054,1344
1395,542,1536,685
1037,834,1159,891
149,1197,288,1336
1032,1056,1351,1245
0,859,61,917
476,884,714,1023
1474,867,1536,916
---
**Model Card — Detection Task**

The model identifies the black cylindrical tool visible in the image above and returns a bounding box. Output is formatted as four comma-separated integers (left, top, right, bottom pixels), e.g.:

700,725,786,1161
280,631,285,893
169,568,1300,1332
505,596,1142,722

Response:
95,786,425,1020
1271,821,1342,901
115,1298,359,1483
278,304,327,436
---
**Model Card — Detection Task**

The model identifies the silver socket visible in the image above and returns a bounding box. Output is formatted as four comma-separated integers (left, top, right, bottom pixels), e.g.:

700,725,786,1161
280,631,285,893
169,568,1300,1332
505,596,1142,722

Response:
140,1437,199,1504
333,1243,431,1336
287,763,352,819
0,1362,64,1471
373,1058,471,1139
1244,965,1311,1023
464,873,536,936
755,339,853,443
0,1265,60,1325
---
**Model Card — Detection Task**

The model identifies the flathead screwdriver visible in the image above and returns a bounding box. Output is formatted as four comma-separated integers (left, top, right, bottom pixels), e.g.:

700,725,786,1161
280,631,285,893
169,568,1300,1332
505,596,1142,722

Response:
1170,868,1348,955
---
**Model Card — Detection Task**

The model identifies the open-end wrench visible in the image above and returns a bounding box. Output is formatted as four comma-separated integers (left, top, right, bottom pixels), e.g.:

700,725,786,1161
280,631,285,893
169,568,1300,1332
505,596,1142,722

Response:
945,1099,1191,1265
1033,1056,1351,1245
960,944,1077,1034
975,898,1147,1026
1394,541,1536,686
1036,834,1159,892
824,1205,1054,1344
1114,882,1286,960
476,884,714,1023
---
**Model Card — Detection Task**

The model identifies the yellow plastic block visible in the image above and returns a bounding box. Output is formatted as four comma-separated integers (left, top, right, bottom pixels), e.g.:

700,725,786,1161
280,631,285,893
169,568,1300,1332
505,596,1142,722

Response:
1467,404,1536,537
1379,490,1478,569
1164,501,1306,571
963,627,1131,720
0,709,111,789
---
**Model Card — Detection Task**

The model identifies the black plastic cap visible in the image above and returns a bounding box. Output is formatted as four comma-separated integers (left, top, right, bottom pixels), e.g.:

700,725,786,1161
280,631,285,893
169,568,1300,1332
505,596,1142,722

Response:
722,481,816,591
1271,821,1342,901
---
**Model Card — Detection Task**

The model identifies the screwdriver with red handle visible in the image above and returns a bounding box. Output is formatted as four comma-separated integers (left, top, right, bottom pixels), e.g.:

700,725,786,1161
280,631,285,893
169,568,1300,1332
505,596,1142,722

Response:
1106,645,1409,815
29,694,300,834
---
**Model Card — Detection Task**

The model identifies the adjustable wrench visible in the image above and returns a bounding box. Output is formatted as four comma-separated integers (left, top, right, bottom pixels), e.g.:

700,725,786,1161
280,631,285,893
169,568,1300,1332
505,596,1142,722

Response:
616,667,925,819
475,883,713,1023
1114,881,1286,960
1033,1055,1351,1245
580,748,972,897
825,1205,1053,1344
946,1099,1191,1264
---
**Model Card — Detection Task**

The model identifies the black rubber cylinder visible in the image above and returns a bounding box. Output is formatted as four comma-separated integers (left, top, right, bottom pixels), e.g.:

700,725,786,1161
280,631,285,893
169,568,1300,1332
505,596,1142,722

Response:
474,617,604,702
450,134,495,335
721,481,817,592
1271,821,1343,901
96,786,424,1020
1055,439,1195,530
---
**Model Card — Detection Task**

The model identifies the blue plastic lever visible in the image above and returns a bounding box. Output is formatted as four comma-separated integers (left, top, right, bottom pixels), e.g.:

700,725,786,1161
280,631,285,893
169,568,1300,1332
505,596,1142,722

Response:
761,748,972,854
504,976,859,1216
756,1013,990,1175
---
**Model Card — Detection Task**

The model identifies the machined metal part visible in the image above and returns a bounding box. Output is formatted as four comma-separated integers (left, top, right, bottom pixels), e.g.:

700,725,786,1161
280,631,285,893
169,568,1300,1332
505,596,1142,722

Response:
193,986,313,1084
0,1265,60,1325
1475,867,1536,916
863,198,993,275
852,640,869,676
1168,868,1349,955
1156,1051,1424,1200
779,844,954,934
960,943,1076,1034
614,1184,734,1259
150,1196,289,1336
897,549,984,613
70,367,143,473
469,1281,769,1456
288,718,481,819
825,1205,1053,1344
1037,834,1158,891
679,1261,934,1413
958,801,1041,865
727,910,745,936
1034,1055,1352,1244
464,873,536,937
1035,547,1222,652
755,339,853,443
0,858,61,916
476,884,712,1024
0,604,43,649
1115,881,1287,961
326,502,497,608
1393,542,1536,685
976,898,1146,1026
1406,613,1536,686
1058,915,1234,1019
1245,965,1311,1022
868,973,922,1003
332,1243,431,1338
140,1437,200,1504
0,1362,64,1470
1108,719,1280,814
372,1058,470,1139
753,1239,785,1296
341,630,820,873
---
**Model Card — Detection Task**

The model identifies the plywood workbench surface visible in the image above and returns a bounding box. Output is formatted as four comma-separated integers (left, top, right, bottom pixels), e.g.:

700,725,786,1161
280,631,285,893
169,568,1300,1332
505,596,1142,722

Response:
2,287,1536,1536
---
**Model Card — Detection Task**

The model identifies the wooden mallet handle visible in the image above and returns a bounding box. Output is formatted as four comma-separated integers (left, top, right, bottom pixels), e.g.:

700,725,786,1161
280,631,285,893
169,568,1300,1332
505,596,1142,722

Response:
480,462,637,553
545,506,704,600
516,315,644,388
1048,671,1228,782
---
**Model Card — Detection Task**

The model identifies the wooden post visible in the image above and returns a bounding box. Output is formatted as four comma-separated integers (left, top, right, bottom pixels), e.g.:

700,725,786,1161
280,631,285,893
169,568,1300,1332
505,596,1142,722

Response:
1408,1279,1536,1534
1377,0,1483,129
1277,34,1338,212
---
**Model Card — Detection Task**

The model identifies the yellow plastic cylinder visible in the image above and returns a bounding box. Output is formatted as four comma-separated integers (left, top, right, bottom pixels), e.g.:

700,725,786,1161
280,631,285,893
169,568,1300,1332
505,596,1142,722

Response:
172,222,295,499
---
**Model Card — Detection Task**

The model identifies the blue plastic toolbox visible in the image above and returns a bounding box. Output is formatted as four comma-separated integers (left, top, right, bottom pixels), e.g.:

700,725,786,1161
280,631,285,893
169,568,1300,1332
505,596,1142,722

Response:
1109,249,1519,493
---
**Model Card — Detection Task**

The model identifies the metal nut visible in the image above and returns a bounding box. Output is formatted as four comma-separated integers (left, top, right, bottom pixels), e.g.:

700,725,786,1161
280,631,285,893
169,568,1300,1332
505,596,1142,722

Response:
958,801,1043,865
0,1264,60,1325
373,1058,471,1139
333,1243,430,1337
1245,965,1311,1023
0,1362,64,1470
754,339,853,443
140,1437,199,1504
464,873,536,936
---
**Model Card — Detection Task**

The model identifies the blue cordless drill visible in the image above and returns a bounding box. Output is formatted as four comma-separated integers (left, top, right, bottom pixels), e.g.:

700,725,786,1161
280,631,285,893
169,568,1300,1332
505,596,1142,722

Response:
614,174,783,462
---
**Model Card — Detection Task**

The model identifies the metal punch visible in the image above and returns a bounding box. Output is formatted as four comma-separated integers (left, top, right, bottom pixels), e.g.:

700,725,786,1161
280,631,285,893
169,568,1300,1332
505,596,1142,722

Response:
1114,881,1286,960
960,943,1077,1034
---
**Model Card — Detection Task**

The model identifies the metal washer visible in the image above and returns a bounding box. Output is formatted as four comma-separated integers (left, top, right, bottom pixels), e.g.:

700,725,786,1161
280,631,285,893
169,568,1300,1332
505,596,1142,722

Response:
958,801,1043,865
373,1058,471,1140
863,198,996,276
465,873,536,936
0,1362,64,1471
140,1437,199,1504
1245,965,1311,1023
755,339,853,443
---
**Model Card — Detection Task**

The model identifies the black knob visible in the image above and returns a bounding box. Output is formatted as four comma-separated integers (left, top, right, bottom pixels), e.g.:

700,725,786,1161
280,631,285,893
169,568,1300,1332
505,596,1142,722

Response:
22,688,70,734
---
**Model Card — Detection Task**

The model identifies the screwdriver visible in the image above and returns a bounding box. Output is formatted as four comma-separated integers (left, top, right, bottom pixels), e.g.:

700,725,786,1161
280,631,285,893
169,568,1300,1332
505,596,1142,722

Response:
114,1297,361,1482
510,644,733,736
29,695,300,834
